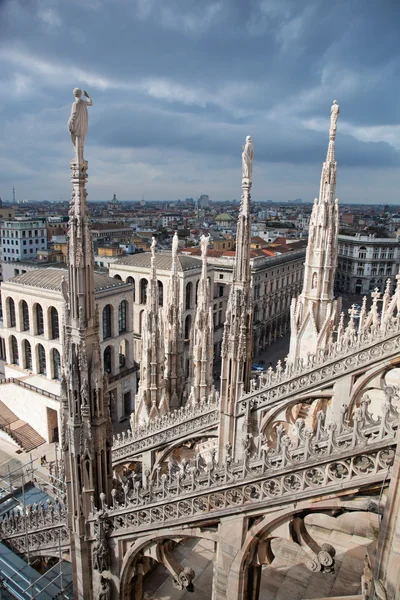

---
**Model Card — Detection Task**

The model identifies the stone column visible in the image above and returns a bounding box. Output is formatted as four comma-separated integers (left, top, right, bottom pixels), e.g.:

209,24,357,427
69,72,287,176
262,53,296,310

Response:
212,515,247,600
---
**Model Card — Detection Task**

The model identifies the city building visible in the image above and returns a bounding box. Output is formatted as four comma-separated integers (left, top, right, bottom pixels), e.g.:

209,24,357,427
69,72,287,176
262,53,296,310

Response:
0,267,136,440
336,233,400,294
1,217,47,264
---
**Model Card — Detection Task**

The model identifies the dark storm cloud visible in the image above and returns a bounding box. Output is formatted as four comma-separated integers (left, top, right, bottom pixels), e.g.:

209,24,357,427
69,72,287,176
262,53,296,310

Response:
0,0,399,201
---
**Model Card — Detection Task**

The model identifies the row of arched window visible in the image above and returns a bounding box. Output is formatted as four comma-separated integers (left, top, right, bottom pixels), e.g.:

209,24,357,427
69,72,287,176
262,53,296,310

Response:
9,336,61,379
102,300,127,340
6,298,59,339
113,274,199,309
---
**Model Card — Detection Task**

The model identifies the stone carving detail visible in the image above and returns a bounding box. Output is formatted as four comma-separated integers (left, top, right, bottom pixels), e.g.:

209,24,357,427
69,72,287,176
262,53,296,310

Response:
100,391,397,533
98,577,112,600
93,510,111,573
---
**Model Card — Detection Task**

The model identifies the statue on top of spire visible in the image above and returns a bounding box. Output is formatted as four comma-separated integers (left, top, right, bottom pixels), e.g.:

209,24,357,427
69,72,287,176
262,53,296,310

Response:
200,234,210,261
242,136,254,181
172,231,179,258
68,88,92,163
330,100,340,134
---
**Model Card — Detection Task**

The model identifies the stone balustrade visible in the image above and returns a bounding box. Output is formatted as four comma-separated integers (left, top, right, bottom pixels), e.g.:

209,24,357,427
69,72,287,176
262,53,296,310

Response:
112,393,220,464
96,394,398,536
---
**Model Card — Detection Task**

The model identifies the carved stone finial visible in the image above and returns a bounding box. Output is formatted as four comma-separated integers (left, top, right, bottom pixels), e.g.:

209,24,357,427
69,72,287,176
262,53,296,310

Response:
242,135,254,181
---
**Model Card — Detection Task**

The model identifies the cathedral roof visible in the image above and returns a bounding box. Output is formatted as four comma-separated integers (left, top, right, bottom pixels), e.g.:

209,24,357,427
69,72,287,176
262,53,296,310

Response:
7,268,129,292
114,252,201,272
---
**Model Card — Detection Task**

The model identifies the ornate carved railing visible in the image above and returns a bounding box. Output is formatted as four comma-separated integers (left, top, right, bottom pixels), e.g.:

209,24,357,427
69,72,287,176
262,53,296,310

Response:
98,396,398,535
240,316,400,415
112,395,220,464
0,497,68,555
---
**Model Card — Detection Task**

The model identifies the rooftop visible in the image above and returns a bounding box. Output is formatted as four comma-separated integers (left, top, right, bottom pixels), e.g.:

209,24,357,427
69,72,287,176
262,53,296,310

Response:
114,251,202,271
7,268,130,292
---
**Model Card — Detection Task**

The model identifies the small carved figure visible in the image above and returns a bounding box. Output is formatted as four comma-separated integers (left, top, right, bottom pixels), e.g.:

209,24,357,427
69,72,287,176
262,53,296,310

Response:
171,231,179,257
98,576,111,600
330,100,340,132
312,272,318,289
242,135,254,180
93,526,111,572
68,88,92,163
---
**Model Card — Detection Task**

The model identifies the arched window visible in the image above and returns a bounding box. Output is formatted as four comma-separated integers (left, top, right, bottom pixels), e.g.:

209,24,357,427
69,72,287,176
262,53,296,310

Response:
8,298,16,328
38,344,46,375
104,346,112,374
50,307,59,339
126,277,135,302
53,349,61,380
36,304,44,335
10,336,18,365
103,305,112,339
21,301,29,331
140,279,148,304
114,274,122,280
24,340,32,370
139,310,144,335
185,282,192,310
358,246,367,259
184,314,192,340
158,281,163,306
118,300,127,333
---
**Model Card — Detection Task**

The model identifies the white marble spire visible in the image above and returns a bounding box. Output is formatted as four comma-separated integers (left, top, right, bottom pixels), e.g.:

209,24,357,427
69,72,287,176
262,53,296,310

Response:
162,231,185,410
190,234,216,405
288,101,341,363
219,136,254,461
134,237,166,425
61,89,112,598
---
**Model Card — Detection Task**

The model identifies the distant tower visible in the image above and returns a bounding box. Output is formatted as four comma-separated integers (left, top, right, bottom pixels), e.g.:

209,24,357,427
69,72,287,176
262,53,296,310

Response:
61,117,112,598
12,186,15,205
141,194,145,207
288,101,341,364
108,193,120,211
189,234,216,404
219,136,254,461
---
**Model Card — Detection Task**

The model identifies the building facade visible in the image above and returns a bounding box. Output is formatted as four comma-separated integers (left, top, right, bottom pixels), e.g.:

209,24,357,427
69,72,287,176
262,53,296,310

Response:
0,268,136,440
1,217,47,264
335,233,400,294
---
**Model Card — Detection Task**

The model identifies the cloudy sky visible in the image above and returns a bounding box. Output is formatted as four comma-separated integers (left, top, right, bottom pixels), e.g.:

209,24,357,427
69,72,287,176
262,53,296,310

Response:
0,0,399,204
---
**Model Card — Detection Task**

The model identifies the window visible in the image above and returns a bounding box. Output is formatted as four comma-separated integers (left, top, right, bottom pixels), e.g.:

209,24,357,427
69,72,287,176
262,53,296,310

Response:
36,304,44,335
126,277,135,302
103,305,112,339
22,300,29,331
358,246,367,259
219,274,223,280
10,335,18,365
158,281,163,306
53,349,61,380
50,307,59,339
184,314,192,340
38,344,46,375
8,298,16,327
140,278,148,304
24,340,32,370
219,285,224,297
185,282,193,309
118,300,127,333
104,346,112,374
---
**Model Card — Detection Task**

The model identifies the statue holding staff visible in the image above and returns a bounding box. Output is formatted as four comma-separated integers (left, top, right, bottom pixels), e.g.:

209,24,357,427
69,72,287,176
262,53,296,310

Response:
68,88,92,163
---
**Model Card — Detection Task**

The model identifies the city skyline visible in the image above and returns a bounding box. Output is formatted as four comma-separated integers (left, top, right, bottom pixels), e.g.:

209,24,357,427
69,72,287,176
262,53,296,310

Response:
0,0,399,204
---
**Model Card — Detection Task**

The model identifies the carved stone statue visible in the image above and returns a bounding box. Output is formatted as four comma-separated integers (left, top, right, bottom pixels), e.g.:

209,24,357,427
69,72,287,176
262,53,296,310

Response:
330,100,340,132
200,234,209,261
93,522,111,572
98,576,111,600
172,231,179,257
242,135,254,180
68,88,92,163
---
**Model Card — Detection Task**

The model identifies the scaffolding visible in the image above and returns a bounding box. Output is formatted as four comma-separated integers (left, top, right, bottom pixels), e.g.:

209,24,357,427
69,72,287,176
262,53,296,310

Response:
0,448,73,599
